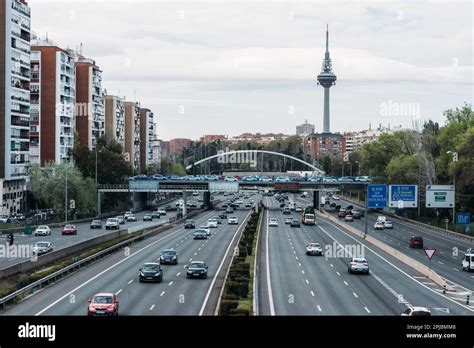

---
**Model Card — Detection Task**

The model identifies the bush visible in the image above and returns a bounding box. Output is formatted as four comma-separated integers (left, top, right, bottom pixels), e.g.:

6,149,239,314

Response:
235,277,249,298
229,308,250,316
226,281,243,297
238,247,247,258
220,300,239,315
246,245,253,256
223,293,239,300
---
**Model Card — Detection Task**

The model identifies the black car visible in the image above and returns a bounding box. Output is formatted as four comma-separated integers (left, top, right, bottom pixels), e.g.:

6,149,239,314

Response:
218,212,227,219
160,249,178,265
90,219,102,229
184,219,195,229
290,219,301,227
186,261,208,279
143,214,153,221
330,203,336,208
151,212,161,219
139,263,163,283
164,205,172,211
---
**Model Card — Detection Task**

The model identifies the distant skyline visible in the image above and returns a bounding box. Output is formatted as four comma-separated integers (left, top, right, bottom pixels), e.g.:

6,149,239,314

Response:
30,0,473,140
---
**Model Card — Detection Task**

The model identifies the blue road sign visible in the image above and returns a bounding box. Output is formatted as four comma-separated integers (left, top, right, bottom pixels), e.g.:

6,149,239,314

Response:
456,212,471,225
389,185,418,208
367,184,388,208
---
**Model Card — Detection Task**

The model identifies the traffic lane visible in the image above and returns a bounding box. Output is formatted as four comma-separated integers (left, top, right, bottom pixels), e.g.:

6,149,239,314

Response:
325,206,473,289
266,210,318,315
28,209,250,316
3,209,218,315
313,217,473,315
126,210,252,315
0,210,178,268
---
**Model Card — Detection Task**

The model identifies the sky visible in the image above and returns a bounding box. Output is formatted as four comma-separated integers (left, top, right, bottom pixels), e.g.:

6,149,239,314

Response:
29,0,473,141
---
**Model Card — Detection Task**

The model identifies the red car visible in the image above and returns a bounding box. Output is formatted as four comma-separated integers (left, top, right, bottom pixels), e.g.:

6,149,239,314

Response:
62,224,77,235
87,293,119,316
337,211,347,218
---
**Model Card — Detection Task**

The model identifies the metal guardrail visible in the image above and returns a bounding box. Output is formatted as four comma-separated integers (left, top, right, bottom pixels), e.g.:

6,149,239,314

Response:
0,205,208,310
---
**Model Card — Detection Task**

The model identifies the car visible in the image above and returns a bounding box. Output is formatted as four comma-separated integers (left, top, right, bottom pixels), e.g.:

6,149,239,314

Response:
151,211,161,219
117,216,125,224
344,215,354,222
160,249,178,265
228,217,238,225
124,211,133,219
295,206,303,212
213,216,222,224
348,257,369,274
401,306,432,316
383,220,393,229
330,203,336,208
184,219,195,229
332,195,340,200
352,210,362,219
157,209,167,216
193,230,208,239
143,214,153,221
226,207,234,214
374,222,384,230
461,253,474,272
207,219,218,228
34,225,51,236
0,215,10,223
409,236,424,248
87,293,119,316
285,217,293,225
32,241,53,255
306,243,323,256
353,209,365,217
90,219,102,229
269,218,278,227
61,224,77,235
335,205,342,212
222,202,229,208
282,207,291,215
290,219,301,227
138,262,163,283
186,261,208,279
126,214,137,222
338,211,346,219
376,216,387,224
245,202,252,208
218,212,227,219
199,226,212,236
164,204,172,211
105,218,120,230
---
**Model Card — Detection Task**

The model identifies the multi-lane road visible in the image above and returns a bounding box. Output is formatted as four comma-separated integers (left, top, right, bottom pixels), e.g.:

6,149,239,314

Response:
257,195,473,315
4,199,254,315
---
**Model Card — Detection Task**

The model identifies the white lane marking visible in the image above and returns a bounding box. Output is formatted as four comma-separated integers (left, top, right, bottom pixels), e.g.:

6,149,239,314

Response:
33,210,217,316
298,262,302,267
115,289,122,295
194,253,197,256
344,281,349,286
438,261,444,265
330,264,334,268
353,292,358,298
176,272,181,276
149,304,155,311
301,270,305,274
295,256,298,260
189,258,193,261
317,305,322,312
168,281,173,286
160,291,166,296
200,210,253,316
310,291,315,297
364,306,371,313
336,271,341,276
422,282,436,286
305,279,309,284
128,279,134,284
176,244,179,246
452,268,460,272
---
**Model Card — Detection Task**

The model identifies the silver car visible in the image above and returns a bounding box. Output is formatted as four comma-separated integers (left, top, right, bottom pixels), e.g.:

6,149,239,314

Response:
348,257,369,274
32,241,53,255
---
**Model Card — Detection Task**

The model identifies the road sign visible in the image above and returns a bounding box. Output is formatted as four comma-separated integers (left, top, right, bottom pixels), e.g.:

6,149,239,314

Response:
426,185,454,208
389,185,417,208
445,218,449,223
456,212,471,225
424,248,437,260
367,184,387,208
209,181,238,193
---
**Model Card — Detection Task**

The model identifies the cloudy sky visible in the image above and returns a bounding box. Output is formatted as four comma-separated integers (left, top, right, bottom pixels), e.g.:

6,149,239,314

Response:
30,0,472,140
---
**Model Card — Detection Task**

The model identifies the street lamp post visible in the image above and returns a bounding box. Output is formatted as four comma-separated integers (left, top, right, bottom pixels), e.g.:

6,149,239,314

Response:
447,151,458,226
65,158,68,223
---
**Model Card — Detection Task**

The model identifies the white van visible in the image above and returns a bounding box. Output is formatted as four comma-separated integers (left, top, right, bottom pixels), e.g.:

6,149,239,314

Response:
461,253,474,272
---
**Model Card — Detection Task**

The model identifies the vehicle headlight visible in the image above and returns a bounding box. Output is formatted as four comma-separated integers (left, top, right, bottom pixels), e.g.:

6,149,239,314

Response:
172,256,176,259
140,272,145,276
160,256,164,259
107,307,114,311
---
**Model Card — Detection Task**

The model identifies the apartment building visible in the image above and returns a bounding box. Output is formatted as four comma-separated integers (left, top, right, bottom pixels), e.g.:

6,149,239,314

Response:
169,138,192,156
30,38,76,165
139,108,154,172
0,0,31,214
124,101,141,171
75,54,104,149
104,95,125,149
309,132,346,160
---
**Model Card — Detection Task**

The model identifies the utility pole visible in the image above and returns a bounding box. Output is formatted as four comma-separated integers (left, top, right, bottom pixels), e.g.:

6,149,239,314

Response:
65,158,68,223
447,151,458,226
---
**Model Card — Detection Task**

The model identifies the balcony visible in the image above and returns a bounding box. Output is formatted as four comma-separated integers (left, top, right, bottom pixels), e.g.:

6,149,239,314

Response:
11,119,29,127
12,1,31,17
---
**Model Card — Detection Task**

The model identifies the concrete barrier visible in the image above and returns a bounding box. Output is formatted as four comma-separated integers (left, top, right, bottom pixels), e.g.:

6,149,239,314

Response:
316,210,455,291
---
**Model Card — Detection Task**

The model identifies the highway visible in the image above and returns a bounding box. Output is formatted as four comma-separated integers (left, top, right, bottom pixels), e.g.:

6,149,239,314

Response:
0,203,182,269
322,197,474,295
257,195,474,315
3,197,258,316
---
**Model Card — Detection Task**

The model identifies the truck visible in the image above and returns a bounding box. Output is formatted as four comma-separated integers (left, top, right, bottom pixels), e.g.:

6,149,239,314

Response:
301,206,316,225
